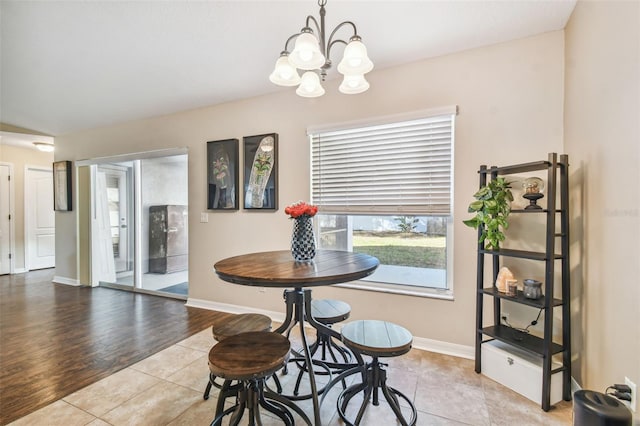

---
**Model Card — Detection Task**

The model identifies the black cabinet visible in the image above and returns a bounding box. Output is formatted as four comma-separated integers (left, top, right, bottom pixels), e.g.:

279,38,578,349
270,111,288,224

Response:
474,153,571,411
148,205,188,274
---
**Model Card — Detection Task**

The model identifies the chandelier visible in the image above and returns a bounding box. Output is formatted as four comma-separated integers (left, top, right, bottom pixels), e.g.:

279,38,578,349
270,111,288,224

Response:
269,0,373,98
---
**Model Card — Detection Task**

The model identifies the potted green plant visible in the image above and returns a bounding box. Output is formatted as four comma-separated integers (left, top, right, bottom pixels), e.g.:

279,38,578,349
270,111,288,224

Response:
463,177,513,249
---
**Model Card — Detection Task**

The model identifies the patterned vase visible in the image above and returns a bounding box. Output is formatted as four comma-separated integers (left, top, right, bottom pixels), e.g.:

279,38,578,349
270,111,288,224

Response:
291,215,316,261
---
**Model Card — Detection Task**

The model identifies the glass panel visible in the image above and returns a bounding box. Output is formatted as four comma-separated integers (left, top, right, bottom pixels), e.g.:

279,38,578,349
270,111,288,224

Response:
140,154,189,296
94,163,134,286
317,214,448,289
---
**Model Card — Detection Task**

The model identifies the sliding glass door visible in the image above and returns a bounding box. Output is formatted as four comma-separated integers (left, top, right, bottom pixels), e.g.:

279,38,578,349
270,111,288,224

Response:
81,149,189,299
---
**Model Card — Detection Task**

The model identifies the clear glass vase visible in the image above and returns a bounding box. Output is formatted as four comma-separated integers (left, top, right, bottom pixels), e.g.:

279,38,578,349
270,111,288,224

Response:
291,215,316,261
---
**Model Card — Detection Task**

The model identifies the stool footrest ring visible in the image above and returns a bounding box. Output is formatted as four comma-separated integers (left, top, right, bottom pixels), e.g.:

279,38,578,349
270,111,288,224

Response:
327,359,417,426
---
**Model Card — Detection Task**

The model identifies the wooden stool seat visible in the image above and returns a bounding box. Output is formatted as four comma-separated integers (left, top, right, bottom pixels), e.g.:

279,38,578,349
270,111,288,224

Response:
208,331,289,380
341,319,412,358
204,313,274,401
208,331,311,426
211,313,271,341
311,299,351,325
331,320,417,426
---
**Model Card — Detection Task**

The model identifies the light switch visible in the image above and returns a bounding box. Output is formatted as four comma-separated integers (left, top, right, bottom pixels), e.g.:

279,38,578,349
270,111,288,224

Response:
200,212,209,223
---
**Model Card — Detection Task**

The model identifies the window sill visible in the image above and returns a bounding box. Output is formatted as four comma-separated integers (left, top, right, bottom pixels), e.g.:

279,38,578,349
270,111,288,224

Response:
335,280,454,300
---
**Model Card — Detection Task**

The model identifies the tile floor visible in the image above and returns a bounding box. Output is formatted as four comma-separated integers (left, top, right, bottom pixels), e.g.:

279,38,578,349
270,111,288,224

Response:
9,326,573,426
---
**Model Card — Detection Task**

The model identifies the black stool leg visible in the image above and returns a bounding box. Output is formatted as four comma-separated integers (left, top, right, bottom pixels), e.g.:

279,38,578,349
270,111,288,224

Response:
380,382,414,426
268,372,283,394
211,381,247,426
203,374,213,400
292,340,321,396
322,334,349,389
214,379,242,420
212,377,312,426
325,334,351,364
257,380,295,426
337,380,369,425
214,379,231,418
354,382,374,425
247,381,260,426
229,383,246,426
264,390,313,425
336,357,417,426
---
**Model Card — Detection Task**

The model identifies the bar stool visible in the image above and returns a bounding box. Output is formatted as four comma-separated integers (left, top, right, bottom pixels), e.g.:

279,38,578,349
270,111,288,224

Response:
309,299,352,364
332,320,417,426
208,331,310,426
203,313,272,400
290,299,352,395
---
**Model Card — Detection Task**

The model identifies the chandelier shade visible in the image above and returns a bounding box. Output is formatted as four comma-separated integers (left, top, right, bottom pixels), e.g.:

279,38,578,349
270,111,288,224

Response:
269,54,301,86
296,71,325,97
270,0,373,97
337,38,374,75
338,74,369,94
289,31,326,70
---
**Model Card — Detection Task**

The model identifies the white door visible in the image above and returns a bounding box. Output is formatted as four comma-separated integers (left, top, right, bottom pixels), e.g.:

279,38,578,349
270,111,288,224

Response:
0,164,12,274
26,167,55,270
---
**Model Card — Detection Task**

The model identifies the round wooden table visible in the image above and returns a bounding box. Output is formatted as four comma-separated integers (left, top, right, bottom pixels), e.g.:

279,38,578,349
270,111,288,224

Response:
214,249,379,426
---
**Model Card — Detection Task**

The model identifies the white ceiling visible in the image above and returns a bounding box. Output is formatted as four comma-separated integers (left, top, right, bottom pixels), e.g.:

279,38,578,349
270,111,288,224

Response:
0,0,576,137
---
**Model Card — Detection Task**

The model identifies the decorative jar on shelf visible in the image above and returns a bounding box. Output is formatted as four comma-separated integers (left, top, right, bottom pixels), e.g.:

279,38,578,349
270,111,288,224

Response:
523,279,543,299
522,177,545,210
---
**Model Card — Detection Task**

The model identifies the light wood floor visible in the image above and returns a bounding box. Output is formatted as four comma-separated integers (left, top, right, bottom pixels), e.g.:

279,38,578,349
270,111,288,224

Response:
0,269,231,425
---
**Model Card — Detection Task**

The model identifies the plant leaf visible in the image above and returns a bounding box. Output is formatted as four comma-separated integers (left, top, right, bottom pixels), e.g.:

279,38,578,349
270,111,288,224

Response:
468,200,483,212
463,218,479,228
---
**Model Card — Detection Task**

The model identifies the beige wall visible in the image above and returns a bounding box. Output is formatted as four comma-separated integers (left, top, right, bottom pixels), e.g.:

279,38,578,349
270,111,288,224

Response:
53,31,565,347
564,0,639,394
0,144,54,271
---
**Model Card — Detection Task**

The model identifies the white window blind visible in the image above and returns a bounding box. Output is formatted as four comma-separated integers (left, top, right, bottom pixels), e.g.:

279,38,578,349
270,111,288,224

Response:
311,112,454,215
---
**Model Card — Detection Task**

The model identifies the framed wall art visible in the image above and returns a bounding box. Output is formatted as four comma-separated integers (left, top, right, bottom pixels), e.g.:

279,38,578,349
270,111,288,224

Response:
243,133,278,210
53,160,72,211
207,138,239,210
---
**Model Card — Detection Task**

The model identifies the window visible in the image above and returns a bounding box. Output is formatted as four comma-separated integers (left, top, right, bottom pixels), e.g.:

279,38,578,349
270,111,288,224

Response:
310,107,456,297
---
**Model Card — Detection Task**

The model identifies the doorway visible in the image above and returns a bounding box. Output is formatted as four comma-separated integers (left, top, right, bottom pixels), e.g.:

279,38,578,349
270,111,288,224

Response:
25,166,55,270
81,150,189,299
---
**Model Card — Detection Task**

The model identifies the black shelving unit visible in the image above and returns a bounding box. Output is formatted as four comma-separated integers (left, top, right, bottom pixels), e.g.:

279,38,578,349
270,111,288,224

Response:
474,153,571,411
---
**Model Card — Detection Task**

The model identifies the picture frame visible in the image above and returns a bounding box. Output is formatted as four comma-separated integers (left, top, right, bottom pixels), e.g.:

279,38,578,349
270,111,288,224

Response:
243,133,278,210
207,138,239,210
53,160,72,211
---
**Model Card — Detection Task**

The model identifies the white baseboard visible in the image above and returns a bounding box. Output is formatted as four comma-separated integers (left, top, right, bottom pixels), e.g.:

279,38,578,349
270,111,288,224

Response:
52,276,81,286
186,298,287,325
186,297,475,359
412,336,475,360
12,268,28,274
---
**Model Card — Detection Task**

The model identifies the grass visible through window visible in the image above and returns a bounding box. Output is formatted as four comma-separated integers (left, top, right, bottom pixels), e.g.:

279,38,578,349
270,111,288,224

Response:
352,231,446,269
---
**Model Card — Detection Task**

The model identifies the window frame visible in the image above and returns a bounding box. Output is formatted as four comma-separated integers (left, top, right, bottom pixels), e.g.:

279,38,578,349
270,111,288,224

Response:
309,107,457,299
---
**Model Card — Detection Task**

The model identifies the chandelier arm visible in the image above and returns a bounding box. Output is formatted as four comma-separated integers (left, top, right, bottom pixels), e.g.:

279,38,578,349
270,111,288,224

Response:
282,33,301,53
326,39,348,61
305,15,322,37
325,21,358,60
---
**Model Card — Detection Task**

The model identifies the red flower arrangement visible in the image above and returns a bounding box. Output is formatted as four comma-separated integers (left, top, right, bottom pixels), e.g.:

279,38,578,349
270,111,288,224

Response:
284,201,318,218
